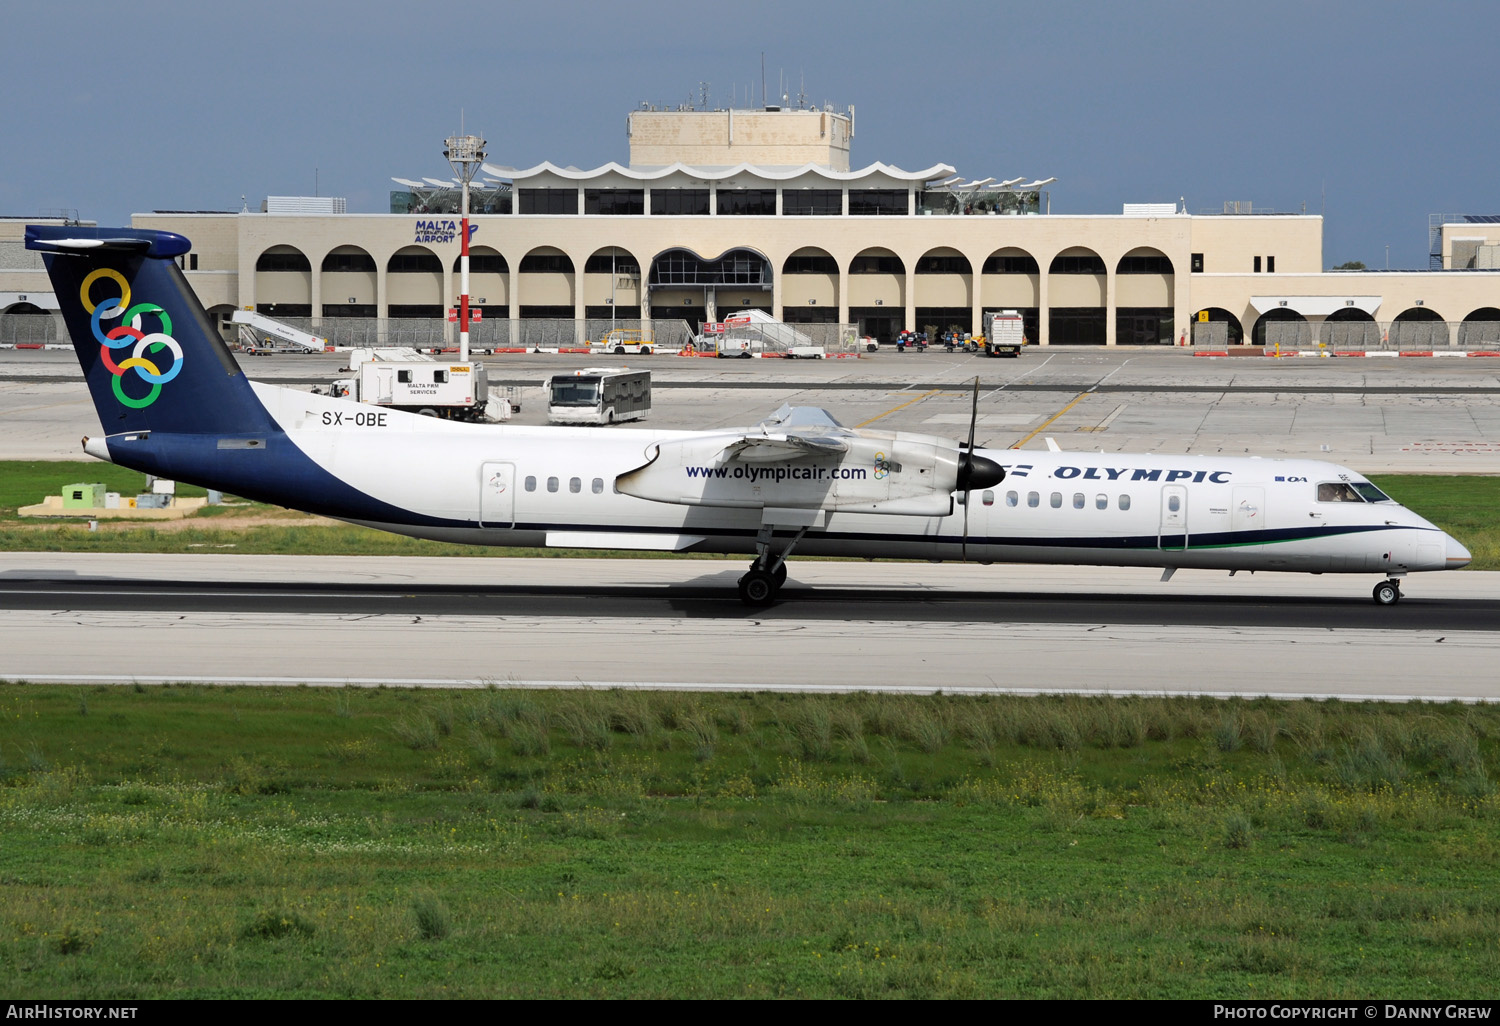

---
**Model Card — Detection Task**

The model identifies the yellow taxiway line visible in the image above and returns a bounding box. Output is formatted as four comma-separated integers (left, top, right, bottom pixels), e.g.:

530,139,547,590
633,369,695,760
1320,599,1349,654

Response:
1010,391,1090,449
855,388,942,429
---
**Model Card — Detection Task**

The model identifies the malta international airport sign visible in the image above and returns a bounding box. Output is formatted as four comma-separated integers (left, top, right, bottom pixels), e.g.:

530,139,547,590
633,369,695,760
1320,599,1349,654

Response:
413,221,481,245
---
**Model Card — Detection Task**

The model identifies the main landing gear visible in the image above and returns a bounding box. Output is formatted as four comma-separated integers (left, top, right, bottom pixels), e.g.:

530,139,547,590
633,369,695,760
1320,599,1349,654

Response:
1372,578,1403,606
737,523,807,606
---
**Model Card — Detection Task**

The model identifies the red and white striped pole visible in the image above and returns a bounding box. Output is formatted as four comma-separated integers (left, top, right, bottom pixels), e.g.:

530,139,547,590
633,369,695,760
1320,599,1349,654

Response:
444,133,486,365
459,200,471,363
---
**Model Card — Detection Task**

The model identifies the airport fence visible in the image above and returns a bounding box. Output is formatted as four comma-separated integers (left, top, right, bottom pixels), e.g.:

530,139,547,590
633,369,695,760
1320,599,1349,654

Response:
1192,319,1500,350
225,317,859,354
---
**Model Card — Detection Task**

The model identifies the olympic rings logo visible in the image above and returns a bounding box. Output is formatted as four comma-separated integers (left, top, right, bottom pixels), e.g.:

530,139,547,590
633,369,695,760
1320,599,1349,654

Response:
80,268,183,409
873,452,890,480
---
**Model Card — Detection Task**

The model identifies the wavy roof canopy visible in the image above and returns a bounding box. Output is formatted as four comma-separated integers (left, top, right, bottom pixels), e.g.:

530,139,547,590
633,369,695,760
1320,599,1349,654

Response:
480,160,958,184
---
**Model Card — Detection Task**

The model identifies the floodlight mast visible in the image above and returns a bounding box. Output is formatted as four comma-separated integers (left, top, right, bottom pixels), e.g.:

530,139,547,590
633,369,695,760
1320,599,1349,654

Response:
444,133,486,363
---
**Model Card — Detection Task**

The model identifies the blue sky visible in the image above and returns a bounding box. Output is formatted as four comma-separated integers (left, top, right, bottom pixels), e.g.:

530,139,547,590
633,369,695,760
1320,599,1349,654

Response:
4,0,1495,268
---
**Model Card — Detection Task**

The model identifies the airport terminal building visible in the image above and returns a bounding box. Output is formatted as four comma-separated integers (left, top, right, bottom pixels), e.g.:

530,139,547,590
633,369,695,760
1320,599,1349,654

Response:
4,102,1500,348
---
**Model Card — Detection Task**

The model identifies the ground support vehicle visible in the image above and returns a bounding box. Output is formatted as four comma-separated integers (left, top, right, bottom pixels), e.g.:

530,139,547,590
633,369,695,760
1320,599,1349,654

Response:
943,332,982,353
983,311,1027,357
546,367,651,425
894,330,928,352
231,310,329,355
591,328,655,356
329,348,491,421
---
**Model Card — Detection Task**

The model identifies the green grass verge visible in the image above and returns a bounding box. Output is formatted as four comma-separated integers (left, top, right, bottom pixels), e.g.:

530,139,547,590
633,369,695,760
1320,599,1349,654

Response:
1,684,1497,998
3,463,1496,569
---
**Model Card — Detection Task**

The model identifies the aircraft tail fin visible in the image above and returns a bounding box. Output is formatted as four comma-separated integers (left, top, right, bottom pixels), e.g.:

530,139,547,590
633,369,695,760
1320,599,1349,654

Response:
25,225,275,438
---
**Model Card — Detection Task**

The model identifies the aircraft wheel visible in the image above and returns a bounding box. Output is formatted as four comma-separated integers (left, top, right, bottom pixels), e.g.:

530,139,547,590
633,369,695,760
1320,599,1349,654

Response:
772,562,788,588
737,569,777,606
1373,580,1401,606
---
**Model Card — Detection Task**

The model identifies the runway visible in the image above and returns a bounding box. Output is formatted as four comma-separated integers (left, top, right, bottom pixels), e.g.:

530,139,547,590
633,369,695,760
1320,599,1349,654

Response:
4,349,1498,701
4,555,1497,701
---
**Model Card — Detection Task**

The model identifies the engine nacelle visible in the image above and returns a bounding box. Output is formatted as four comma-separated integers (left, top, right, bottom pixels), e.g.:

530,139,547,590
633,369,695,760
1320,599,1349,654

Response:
617,434,959,516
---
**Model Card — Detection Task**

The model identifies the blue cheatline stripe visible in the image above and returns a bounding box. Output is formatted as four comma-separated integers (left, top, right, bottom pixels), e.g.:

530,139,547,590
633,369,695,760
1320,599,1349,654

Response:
440,518,1425,550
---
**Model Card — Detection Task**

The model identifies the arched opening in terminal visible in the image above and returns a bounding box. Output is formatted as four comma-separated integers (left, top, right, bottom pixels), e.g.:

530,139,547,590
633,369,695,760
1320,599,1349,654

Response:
1390,307,1448,348
255,245,312,319
1253,307,1310,347
386,246,443,320
1048,248,1106,345
981,249,1039,342
0,302,58,344
1320,306,1379,347
584,247,643,335
848,248,904,342
319,246,376,319
647,248,771,330
452,247,510,320
1459,308,1500,347
1116,248,1174,345
1191,308,1244,346
518,247,576,320
781,248,838,323
915,248,973,336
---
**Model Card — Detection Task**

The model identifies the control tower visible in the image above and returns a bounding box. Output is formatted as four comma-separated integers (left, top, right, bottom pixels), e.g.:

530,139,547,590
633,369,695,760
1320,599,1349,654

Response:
627,104,854,171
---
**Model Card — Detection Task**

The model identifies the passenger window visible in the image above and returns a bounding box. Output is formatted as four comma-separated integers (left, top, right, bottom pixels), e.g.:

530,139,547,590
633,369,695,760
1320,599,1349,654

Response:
1027,491,1039,508
547,476,558,493
525,476,536,492
592,478,604,494
569,477,581,493
1006,491,1018,507
1050,492,1062,508
1168,495,1181,512
1095,494,1107,510
1073,493,1084,509
982,490,994,507
434,370,449,384
1317,482,1362,502
397,370,412,384
1119,494,1131,511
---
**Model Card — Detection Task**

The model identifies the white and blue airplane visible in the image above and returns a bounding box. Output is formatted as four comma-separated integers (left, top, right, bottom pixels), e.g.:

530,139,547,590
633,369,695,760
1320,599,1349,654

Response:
27,225,1470,606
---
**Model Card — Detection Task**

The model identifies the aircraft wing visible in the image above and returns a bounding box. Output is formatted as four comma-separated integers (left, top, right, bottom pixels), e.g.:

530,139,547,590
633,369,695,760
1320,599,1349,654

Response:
718,405,852,462
719,432,849,463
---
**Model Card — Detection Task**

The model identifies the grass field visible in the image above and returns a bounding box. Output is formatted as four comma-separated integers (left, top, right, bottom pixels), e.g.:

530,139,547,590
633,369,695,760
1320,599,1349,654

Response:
3,462,1498,569
0,684,1496,998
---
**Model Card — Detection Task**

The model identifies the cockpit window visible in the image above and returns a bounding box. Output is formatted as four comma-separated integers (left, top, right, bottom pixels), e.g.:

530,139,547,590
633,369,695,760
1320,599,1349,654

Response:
1317,482,1363,503
1350,481,1392,503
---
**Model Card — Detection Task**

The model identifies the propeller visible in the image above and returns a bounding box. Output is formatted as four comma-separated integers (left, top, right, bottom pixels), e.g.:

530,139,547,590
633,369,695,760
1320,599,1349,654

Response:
957,377,1005,561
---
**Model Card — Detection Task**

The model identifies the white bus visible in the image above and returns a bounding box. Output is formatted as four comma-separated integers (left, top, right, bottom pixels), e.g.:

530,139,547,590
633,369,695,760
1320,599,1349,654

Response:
546,368,651,425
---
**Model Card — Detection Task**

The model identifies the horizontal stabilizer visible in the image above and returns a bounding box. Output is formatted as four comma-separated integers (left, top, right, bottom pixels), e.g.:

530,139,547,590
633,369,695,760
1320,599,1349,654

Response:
25,225,191,259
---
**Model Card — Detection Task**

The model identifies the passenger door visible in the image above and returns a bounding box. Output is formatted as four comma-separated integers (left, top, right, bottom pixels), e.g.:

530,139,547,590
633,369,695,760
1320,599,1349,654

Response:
479,461,515,528
1159,485,1188,550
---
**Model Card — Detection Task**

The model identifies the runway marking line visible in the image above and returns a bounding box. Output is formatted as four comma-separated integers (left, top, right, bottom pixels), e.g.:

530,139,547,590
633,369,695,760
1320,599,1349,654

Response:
2,674,1496,703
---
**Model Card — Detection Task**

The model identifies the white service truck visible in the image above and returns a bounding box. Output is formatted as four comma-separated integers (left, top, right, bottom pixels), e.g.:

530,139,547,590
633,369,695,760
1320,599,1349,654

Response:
983,310,1028,357
329,348,497,421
